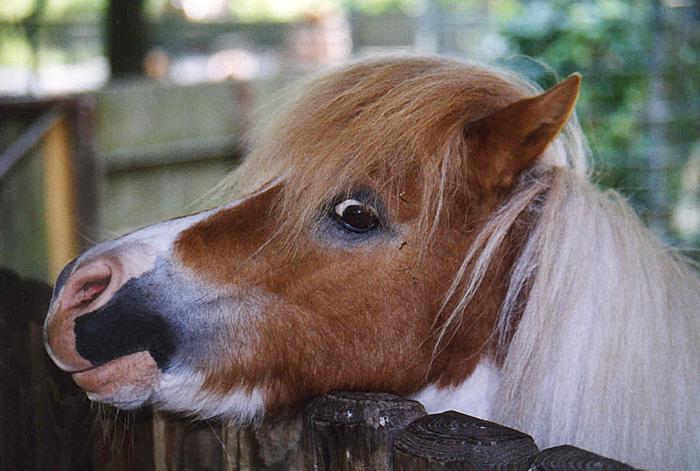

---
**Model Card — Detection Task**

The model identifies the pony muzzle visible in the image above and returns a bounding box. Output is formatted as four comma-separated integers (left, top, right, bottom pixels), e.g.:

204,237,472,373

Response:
44,255,161,405
45,259,118,372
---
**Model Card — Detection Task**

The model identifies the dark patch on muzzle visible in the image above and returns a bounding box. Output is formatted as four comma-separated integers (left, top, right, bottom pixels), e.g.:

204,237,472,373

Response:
74,276,177,369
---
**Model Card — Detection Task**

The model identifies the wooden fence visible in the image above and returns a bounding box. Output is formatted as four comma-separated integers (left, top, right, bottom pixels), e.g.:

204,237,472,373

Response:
0,270,639,471
1,78,293,285
0,97,98,282
94,80,254,237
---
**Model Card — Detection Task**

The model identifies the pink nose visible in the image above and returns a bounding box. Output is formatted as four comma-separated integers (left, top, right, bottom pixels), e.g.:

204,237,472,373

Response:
45,259,120,372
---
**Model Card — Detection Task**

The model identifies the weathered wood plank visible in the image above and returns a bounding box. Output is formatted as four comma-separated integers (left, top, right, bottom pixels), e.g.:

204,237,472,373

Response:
393,411,538,470
222,417,303,471
0,145,50,282
304,391,427,471
0,268,155,471
0,269,92,471
152,413,225,471
42,113,78,279
90,407,154,471
530,445,639,470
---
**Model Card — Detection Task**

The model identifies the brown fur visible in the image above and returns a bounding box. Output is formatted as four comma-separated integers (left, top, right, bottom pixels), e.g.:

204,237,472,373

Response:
174,56,579,412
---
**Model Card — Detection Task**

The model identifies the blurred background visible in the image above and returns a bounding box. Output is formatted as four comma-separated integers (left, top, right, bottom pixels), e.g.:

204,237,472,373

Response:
1,0,699,283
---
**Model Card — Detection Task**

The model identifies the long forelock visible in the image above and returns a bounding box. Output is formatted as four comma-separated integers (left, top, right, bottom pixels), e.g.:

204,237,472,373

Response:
212,55,578,254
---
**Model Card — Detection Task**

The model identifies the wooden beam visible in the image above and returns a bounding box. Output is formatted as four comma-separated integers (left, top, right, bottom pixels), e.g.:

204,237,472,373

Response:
42,114,77,280
107,0,148,78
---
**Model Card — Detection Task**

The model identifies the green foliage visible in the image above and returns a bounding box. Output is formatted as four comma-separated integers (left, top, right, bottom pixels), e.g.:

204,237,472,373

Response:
0,0,35,22
426,0,699,235
343,0,421,15
0,0,104,21
498,1,681,212
43,0,106,20
0,27,33,65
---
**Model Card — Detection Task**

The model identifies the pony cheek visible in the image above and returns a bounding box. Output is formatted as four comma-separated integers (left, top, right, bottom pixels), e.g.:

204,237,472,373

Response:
72,351,159,409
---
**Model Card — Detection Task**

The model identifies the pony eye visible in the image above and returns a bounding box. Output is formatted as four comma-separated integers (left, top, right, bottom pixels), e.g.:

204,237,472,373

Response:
333,199,380,233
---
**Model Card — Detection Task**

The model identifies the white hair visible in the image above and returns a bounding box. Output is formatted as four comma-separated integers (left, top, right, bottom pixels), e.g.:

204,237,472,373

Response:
438,116,700,469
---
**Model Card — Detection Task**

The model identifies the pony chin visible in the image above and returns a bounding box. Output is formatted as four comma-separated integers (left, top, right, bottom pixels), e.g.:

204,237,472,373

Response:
72,351,159,410
75,353,267,422
151,371,266,422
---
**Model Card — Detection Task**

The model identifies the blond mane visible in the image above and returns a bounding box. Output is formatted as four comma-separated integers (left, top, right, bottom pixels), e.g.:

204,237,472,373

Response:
217,55,700,469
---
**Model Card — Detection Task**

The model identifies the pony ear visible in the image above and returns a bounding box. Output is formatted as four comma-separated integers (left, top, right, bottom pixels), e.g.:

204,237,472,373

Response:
466,73,581,190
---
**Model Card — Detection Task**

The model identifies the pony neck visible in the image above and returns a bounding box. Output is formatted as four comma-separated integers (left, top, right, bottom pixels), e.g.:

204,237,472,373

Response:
492,169,700,470
419,167,700,470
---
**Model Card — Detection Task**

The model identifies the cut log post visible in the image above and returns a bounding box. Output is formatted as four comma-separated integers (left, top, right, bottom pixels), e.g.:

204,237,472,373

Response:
303,391,427,471
393,411,539,470
530,445,639,470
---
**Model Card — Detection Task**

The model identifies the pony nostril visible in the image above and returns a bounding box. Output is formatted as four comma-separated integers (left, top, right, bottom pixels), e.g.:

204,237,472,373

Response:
61,263,113,312
44,261,116,372
75,279,110,308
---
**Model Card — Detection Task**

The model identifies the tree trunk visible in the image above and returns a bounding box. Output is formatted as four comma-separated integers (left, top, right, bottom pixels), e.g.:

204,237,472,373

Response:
106,0,148,79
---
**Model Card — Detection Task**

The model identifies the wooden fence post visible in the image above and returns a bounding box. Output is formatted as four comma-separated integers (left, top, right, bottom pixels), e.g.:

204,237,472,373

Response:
393,411,539,470
303,391,426,471
530,445,638,470
42,113,77,280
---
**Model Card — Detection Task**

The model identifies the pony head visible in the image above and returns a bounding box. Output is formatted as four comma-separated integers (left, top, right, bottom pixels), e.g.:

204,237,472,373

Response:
44,57,699,470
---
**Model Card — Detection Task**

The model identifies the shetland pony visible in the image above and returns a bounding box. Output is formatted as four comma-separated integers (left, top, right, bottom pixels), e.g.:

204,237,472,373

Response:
43,56,700,470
